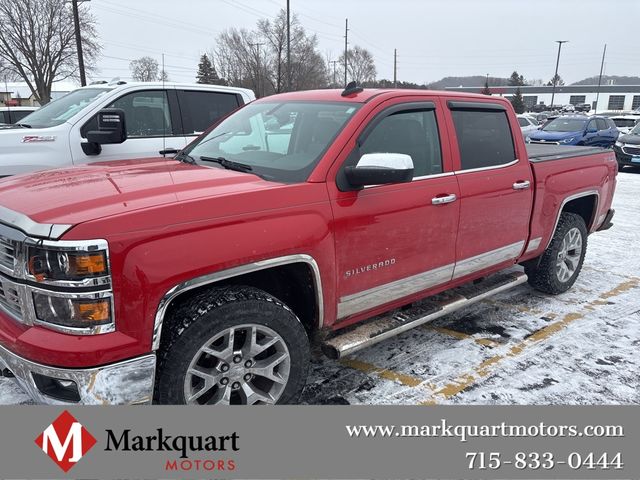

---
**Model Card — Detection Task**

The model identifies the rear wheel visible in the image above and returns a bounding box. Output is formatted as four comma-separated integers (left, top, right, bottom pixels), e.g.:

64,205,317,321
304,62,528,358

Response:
155,286,310,405
525,212,587,294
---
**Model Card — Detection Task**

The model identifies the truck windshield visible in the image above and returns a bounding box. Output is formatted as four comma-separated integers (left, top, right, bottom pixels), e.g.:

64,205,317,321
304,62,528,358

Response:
19,88,112,128
184,101,360,183
543,117,588,132
630,123,640,135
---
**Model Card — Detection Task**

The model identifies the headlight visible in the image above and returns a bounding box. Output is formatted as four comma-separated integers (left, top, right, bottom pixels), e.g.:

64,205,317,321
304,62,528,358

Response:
559,136,578,144
26,244,108,283
615,141,623,147
32,291,113,329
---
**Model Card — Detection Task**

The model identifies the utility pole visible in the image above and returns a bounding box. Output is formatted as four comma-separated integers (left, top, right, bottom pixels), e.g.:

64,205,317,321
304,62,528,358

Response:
550,40,568,110
393,49,397,88
594,44,607,114
70,0,90,86
286,0,291,91
331,60,338,86
249,43,265,97
344,18,349,87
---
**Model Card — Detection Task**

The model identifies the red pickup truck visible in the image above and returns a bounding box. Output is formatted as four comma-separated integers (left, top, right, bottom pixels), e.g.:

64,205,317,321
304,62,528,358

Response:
0,87,617,405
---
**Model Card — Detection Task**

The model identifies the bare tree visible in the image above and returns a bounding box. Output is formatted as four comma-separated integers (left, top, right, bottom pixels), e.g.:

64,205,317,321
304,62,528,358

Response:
130,57,160,82
0,0,100,104
338,46,377,85
211,9,326,96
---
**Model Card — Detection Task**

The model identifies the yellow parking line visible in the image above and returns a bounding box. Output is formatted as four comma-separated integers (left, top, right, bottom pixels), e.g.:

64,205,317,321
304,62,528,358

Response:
340,358,424,387
419,279,640,404
430,326,501,348
483,298,544,315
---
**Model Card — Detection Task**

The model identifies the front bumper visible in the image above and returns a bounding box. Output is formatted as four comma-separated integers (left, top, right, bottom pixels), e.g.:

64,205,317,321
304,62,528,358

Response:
0,344,155,404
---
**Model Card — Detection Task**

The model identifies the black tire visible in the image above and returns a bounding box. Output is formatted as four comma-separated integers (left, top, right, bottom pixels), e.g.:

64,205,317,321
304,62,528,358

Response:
155,286,310,405
525,212,588,295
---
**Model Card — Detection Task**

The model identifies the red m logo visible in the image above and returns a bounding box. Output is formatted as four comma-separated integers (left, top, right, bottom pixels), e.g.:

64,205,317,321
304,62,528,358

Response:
35,411,96,472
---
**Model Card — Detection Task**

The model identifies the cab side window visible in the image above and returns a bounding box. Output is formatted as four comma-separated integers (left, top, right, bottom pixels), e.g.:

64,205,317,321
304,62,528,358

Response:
110,91,173,137
177,90,240,135
596,118,608,131
81,90,173,139
360,110,442,178
451,109,516,170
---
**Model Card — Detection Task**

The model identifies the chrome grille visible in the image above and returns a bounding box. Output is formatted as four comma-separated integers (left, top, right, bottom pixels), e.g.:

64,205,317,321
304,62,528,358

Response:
0,277,22,318
0,235,17,272
622,145,640,156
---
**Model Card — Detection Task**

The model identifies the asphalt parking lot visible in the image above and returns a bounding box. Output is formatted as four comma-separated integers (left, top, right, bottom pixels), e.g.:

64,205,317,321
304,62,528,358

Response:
1,169,639,405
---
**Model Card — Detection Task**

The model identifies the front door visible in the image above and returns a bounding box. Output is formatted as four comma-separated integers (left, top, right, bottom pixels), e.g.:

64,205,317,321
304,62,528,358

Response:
70,89,188,164
328,98,460,322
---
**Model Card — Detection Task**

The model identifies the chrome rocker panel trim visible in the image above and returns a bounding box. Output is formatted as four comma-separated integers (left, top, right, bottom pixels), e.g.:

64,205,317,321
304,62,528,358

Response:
153,254,324,350
0,344,156,405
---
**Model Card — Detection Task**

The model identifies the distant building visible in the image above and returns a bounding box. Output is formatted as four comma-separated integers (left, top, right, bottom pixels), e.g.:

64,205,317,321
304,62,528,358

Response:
0,81,77,107
445,84,640,112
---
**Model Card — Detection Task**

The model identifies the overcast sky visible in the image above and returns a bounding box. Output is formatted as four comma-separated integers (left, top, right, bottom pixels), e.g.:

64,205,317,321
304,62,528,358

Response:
89,0,639,86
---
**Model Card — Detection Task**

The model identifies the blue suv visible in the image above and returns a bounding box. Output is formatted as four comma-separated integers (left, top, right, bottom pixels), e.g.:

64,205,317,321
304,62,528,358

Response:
527,115,619,147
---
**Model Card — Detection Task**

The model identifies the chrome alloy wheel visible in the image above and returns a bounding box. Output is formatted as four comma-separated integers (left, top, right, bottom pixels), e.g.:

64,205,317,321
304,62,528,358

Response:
556,227,582,283
183,323,291,405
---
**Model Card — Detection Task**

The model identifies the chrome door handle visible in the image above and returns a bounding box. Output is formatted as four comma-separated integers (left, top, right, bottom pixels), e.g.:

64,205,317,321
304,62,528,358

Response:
431,194,457,205
513,180,531,190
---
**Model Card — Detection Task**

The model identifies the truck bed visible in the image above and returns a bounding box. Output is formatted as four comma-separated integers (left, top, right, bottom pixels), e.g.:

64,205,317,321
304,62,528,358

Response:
526,144,606,163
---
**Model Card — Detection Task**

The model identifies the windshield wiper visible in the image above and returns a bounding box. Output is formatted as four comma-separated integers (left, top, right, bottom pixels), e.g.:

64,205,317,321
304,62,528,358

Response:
200,156,253,172
175,151,196,164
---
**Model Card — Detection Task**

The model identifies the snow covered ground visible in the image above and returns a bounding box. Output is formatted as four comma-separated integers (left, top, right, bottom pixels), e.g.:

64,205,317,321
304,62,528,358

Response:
2,169,639,405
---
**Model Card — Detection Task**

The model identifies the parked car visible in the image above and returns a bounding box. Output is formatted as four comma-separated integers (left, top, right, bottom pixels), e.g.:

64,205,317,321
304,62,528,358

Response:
562,104,575,112
531,104,548,113
574,103,592,113
517,114,540,138
0,88,617,404
0,106,38,125
610,115,640,134
613,121,640,168
0,81,255,177
528,115,619,147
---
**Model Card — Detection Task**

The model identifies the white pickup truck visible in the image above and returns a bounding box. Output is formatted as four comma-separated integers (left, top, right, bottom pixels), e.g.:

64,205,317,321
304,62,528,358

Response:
0,81,255,177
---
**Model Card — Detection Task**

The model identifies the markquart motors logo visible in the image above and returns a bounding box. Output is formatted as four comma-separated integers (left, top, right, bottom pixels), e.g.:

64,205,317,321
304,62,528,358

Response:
34,410,239,473
35,410,96,472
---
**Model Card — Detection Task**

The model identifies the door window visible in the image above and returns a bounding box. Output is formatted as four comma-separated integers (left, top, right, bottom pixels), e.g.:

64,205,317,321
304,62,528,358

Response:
178,91,240,135
359,110,442,178
596,118,608,131
451,109,516,170
110,90,173,138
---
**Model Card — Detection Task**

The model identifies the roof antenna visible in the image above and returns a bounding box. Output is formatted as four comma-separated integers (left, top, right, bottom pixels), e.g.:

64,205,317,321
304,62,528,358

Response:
341,81,363,97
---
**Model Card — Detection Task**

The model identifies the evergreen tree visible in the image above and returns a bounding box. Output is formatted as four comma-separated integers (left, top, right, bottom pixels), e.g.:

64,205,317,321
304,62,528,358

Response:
196,54,222,84
510,87,526,114
508,70,525,86
546,74,565,86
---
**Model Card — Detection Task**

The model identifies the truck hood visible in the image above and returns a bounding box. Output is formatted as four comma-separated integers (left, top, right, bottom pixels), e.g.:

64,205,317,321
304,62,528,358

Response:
0,158,276,228
529,130,582,141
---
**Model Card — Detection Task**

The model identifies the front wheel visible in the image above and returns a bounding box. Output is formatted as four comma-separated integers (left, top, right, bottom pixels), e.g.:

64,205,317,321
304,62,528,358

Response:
525,212,588,294
155,286,310,405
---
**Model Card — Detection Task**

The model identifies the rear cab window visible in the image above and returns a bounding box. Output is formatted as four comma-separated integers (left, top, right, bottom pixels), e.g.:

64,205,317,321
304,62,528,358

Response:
449,102,516,170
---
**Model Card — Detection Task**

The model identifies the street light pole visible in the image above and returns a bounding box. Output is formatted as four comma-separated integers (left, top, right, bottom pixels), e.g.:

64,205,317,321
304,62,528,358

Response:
550,40,568,110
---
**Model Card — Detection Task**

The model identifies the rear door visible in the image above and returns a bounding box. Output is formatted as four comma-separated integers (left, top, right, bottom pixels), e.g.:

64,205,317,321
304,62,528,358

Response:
328,97,460,322
445,100,533,281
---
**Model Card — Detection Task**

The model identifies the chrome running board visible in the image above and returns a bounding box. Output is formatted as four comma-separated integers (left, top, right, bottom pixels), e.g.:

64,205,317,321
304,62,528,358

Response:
322,271,528,359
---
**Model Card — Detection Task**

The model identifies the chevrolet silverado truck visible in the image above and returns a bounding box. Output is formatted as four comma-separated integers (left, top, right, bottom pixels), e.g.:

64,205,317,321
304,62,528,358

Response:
0,86,617,405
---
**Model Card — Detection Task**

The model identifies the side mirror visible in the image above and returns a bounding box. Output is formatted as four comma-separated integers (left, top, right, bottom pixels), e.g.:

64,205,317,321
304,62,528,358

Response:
345,153,414,188
81,109,127,155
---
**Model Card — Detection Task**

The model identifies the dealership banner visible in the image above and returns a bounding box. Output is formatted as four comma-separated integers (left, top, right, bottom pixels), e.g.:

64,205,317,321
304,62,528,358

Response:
0,406,636,478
